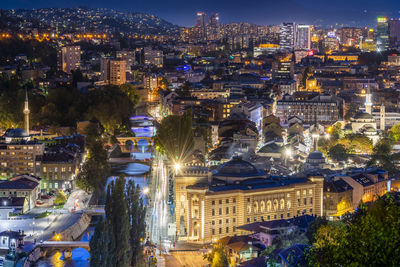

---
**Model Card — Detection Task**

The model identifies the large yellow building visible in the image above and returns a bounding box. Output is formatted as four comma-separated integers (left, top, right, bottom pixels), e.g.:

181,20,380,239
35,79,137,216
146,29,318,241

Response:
175,158,324,243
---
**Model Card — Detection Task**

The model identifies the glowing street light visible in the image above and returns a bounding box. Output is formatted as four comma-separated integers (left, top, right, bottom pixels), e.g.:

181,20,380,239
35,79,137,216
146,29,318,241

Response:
54,234,61,241
143,187,150,195
174,162,181,173
285,148,292,157
325,133,330,139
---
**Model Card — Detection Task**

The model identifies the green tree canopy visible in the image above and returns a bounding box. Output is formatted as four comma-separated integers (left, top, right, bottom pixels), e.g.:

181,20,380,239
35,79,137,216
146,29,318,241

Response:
328,144,349,162
308,194,400,267
204,243,229,267
155,111,194,163
390,124,400,142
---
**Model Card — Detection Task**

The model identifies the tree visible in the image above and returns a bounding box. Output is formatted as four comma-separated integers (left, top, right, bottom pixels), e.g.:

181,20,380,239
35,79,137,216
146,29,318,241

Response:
328,144,349,162
368,134,398,174
105,176,131,267
54,190,67,206
390,124,400,142
90,176,146,267
126,181,146,266
90,217,107,267
344,103,360,121
155,111,194,163
76,123,110,193
307,194,400,267
204,243,229,267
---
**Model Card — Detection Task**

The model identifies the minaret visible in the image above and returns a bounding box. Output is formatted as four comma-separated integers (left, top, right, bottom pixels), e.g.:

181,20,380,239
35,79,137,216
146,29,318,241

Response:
365,84,372,115
380,103,386,130
23,90,30,135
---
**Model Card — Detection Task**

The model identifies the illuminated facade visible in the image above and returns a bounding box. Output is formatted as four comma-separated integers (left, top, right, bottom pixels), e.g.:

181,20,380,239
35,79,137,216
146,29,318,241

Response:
276,94,341,124
279,22,296,50
377,17,389,51
296,25,310,50
175,159,324,243
144,47,163,68
57,45,81,74
253,44,280,57
100,58,126,85
339,27,362,47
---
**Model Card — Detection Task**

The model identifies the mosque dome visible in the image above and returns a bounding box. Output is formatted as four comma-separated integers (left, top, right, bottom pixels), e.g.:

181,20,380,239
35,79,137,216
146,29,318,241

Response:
3,128,29,138
352,111,373,120
213,157,265,182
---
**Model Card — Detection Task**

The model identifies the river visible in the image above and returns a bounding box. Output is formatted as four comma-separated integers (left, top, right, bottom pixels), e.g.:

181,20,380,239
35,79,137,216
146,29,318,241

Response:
34,116,154,266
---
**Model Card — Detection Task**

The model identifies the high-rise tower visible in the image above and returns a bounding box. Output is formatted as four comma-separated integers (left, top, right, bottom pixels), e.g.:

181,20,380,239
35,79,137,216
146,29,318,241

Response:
24,90,30,135
365,85,372,115
380,103,385,130
377,17,389,52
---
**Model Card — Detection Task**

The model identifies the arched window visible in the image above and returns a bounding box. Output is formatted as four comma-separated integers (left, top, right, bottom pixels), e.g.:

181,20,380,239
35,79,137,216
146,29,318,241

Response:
267,201,272,212
280,199,285,210
253,202,259,214
260,201,265,213
273,199,278,211
287,200,291,209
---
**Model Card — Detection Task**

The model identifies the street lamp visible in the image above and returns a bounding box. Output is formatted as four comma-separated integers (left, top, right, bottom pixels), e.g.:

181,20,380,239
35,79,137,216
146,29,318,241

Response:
54,234,61,241
143,187,150,195
325,133,330,139
174,162,181,174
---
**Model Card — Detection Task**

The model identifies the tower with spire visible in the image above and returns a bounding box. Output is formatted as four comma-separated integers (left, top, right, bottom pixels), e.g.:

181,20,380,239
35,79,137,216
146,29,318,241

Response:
365,84,372,115
23,90,30,135
380,103,386,130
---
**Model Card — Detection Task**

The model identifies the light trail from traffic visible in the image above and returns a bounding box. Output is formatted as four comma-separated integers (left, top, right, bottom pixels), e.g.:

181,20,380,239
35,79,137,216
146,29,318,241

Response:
149,154,170,245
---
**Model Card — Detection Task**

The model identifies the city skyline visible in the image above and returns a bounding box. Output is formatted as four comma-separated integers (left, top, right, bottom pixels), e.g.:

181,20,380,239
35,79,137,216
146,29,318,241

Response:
0,0,399,27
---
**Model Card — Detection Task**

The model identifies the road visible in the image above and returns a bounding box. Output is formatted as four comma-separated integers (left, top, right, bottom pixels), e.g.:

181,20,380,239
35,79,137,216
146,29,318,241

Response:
149,154,170,244
165,251,209,267
0,189,90,242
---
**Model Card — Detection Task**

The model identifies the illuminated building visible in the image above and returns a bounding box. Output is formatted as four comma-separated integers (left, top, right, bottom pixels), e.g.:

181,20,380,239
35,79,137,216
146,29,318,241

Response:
196,12,206,40
322,36,339,51
324,179,353,220
389,19,400,49
116,50,136,72
100,58,126,85
0,174,41,211
0,141,44,178
340,169,388,209
279,22,296,50
39,150,78,191
296,25,310,50
209,13,219,28
276,94,341,124
253,44,280,57
57,45,81,74
272,54,294,80
300,76,322,93
175,159,324,243
144,47,163,68
377,17,389,52
360,39,376,52
388,54,400,66
339,27,362,47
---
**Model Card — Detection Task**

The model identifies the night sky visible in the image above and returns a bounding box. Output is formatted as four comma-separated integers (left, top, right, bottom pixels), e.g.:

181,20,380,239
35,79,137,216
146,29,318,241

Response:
1,0,399,26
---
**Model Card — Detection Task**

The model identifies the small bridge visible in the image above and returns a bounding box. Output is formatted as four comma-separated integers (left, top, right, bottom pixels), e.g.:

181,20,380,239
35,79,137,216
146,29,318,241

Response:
83,205,105,215
117,136,154,147
24,241,90,264
39,241,90,250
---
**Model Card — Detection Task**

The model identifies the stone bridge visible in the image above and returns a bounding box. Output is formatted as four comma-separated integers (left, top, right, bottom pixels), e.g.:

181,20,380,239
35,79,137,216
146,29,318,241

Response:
116,136,154,153
23,241,90,266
